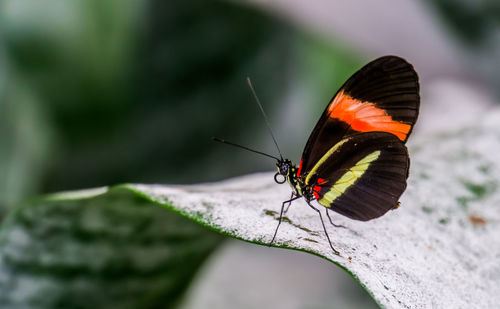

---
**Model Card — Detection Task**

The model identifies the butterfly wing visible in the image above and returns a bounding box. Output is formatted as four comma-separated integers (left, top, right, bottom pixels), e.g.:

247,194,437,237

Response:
304,132,409,221
298,56,419,177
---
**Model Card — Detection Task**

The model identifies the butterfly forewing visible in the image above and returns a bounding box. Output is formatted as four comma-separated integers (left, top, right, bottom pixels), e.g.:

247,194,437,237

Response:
306,132,409,221
298,56,419,178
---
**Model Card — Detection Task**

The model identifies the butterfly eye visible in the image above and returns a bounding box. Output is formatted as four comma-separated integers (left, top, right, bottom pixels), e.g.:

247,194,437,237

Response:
274,172,286,184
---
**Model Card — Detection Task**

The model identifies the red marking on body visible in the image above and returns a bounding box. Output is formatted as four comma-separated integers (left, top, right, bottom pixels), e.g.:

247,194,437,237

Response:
297,158,303,177
327,90,411,141
312,178,327,200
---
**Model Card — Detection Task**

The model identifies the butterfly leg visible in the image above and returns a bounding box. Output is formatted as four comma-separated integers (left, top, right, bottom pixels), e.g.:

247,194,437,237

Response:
326,209,346,229
307,201,340,255
269,194,301,246
283,192,296,213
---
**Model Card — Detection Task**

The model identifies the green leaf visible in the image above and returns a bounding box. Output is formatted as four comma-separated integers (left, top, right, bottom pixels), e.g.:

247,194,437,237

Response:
2,108,500,308
0,188,223,308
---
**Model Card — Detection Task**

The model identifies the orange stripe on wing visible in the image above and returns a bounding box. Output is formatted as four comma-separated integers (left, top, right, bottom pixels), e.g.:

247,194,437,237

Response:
327,90,411,141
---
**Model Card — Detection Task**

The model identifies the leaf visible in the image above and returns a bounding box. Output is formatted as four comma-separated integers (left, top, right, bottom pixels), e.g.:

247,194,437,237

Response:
2,115,500,308
0,188,223,308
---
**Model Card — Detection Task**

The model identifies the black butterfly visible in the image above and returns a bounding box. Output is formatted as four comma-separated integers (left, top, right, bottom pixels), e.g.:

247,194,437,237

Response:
215,56,419,254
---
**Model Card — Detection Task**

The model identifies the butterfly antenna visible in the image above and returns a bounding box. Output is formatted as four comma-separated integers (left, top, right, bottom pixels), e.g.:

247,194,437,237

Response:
247,77,284,160
212,137,280,161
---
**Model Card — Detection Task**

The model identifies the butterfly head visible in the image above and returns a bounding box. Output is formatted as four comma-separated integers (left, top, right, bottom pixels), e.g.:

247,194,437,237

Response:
274,159,293,184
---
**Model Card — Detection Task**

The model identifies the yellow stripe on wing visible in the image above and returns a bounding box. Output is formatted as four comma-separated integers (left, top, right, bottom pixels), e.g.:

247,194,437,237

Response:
305,138,350,185
319,150,381,207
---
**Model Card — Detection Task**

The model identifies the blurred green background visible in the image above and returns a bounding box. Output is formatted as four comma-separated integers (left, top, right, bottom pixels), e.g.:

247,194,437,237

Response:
0,0,498,308
0,0,361,210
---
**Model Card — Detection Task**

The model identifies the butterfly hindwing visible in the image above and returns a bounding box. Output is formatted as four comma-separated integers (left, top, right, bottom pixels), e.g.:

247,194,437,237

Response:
305,132,409,221
298,56,419,178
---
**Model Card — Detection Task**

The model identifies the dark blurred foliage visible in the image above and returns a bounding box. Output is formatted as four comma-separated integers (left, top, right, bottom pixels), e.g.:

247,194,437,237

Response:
429,0,500,45
0,0,359,211
0,0,293,209
0,188,224,308
133,0,291,184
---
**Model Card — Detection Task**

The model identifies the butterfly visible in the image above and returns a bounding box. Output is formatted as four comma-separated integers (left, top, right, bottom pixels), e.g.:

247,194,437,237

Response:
215,55,419,254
